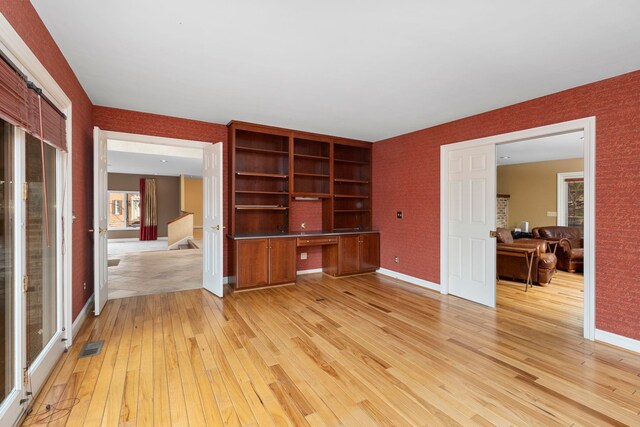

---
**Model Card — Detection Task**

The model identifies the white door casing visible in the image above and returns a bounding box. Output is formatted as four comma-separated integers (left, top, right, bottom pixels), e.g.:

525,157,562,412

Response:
203,142,224,297
446,144,497,307
93,127,108,315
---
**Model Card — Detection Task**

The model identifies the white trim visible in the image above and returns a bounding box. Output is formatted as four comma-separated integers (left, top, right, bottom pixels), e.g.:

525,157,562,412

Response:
377,268,440,292
595,329,640,354
556,171,584,226
296,268,323,275
223,276,230,285
72,295,95,338
441,117,596,341
102,130,208,149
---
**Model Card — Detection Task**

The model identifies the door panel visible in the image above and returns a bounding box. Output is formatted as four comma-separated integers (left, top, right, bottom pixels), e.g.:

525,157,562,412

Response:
447,145,496,307
359,234,379,272
203,143,224,297
269,238,296,285
25,134,57,365
93,127,108,315
338,235,360,275
236,239,269,289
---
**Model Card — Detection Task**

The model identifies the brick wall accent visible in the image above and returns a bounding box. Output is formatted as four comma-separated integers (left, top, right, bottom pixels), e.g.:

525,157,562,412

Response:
373,70,640,340
496,196,509,229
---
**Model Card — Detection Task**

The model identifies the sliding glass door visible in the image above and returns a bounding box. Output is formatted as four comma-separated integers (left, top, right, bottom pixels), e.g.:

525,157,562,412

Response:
0,121,66,425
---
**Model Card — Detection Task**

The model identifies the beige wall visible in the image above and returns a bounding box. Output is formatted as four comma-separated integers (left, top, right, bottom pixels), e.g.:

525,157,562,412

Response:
180,176,203,239
497,158,583,230
108,173,181,239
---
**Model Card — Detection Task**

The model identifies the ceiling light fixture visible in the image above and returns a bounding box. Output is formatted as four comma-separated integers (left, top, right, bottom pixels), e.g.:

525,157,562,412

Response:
499,156,511,159
161,159,168,163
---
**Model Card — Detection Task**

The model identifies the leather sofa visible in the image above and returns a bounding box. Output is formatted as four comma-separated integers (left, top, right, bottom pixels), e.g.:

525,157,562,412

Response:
496,228,557,285
532,226,583,272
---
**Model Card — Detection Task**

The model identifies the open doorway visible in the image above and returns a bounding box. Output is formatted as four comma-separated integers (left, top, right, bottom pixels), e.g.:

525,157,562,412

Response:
495,131,584,336
440,117,595,340
93,129,224,315
105,139,204,299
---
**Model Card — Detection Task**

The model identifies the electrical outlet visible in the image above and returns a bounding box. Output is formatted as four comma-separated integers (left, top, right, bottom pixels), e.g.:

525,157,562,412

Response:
396,211,403,219
301,252,308,260
83,282,87,290
547,211,557,217
394,256,399,263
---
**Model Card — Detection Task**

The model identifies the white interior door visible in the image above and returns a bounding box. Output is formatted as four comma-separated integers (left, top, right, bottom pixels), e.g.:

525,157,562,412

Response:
447,144,497,307
93,127,108,315
202,143,224,297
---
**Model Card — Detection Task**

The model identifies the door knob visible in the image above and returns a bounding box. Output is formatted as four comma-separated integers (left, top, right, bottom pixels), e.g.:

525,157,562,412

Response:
489,230,497,238
212,225,226,231
99,227,107,233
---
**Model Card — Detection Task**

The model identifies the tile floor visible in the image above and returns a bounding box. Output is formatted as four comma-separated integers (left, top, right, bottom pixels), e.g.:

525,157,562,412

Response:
107,239,203,299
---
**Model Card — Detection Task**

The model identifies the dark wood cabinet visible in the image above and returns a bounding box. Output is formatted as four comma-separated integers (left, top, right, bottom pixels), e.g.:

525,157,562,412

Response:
235,239,269,289
234,237,296,290
359,233,380,273
269,238,296,284
323,233,380,277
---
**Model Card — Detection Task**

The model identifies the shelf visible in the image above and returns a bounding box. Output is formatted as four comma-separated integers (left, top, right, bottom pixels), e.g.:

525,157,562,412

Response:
334,209,371,213
294,172,329,178
236,172,289,179
236,146,288,155
334,194,369,199
294,153,330,160
235,190,288,195
334,178,369,184
334,158,369,165
333,227,363,232
236,205,289,211
292,193,331,198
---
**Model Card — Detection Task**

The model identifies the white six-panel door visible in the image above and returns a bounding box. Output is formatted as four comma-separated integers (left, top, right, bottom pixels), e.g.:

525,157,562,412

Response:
93,127,109,315
447,144,497,307
202,143,224,297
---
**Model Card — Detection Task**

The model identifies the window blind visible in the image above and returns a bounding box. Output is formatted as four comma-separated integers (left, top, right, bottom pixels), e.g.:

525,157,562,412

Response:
0,50,67,152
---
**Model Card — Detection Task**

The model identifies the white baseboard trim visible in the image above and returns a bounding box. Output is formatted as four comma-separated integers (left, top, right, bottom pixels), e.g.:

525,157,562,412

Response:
377,268,440,292
72,294,95,339
297,268,323,275
223,276,230,285
595,329,640,353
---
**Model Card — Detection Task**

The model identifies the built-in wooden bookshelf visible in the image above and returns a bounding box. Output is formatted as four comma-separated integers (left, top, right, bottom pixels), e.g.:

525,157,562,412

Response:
229,121,372,234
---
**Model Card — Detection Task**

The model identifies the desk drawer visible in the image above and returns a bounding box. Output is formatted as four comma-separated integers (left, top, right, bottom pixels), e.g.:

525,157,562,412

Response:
296,236,338,247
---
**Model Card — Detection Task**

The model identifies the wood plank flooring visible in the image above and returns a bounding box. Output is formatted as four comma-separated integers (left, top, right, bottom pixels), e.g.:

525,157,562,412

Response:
21,271,640,426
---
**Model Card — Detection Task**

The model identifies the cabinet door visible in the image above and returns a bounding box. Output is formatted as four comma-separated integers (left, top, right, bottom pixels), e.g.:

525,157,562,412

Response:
269,238,297,285
236,239,269,289
359,233,380,272
338,234,360,275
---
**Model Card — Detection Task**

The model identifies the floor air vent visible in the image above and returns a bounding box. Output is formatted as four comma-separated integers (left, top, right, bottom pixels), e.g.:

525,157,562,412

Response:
79,340,104,358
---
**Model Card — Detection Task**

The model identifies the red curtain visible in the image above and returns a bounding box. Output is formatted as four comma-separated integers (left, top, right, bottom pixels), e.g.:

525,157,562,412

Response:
139,178,158,240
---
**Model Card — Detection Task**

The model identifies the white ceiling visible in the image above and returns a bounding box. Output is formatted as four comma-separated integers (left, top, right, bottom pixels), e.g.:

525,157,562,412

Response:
32,1,640,141
496,131,583,166
108,139,203,177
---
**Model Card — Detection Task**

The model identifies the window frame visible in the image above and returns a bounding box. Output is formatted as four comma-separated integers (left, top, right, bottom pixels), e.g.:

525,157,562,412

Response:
108,190,141,230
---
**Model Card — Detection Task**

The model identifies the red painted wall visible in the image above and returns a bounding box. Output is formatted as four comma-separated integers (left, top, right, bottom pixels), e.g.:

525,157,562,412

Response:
373,70,640,340
1,3,95,320
92,106,231,274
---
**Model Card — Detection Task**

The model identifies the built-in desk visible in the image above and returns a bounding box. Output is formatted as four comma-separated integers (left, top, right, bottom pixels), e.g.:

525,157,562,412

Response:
228,231,380,290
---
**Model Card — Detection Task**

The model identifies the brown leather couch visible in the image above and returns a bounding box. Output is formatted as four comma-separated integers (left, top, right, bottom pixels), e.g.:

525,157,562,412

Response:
532,226,583,272
496,228,557,285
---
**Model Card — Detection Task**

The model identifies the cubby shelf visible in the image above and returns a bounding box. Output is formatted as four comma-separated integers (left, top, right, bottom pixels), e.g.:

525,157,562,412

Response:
334,158,369,165
235,190,288,195
235,205,288,210
334,178,369,184
334,209,371,213
294,153,330,160
236,146,288,155
236,171,289,179
334,194,369,199
294,172,329,178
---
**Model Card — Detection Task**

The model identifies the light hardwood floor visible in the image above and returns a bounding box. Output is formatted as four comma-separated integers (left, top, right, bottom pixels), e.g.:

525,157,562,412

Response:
21,271,640,426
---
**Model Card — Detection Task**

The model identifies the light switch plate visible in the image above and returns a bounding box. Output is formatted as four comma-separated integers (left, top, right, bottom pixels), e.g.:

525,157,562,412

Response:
301,252,307,260
547,211,558,217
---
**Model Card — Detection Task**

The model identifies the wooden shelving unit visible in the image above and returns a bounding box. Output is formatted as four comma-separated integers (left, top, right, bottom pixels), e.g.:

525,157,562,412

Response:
229,121,372,234
328,142,372,231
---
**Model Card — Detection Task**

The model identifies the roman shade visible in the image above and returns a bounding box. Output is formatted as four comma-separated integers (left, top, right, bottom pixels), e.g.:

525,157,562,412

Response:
27,85,67,152
0,53,29,129
0,51,67,152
